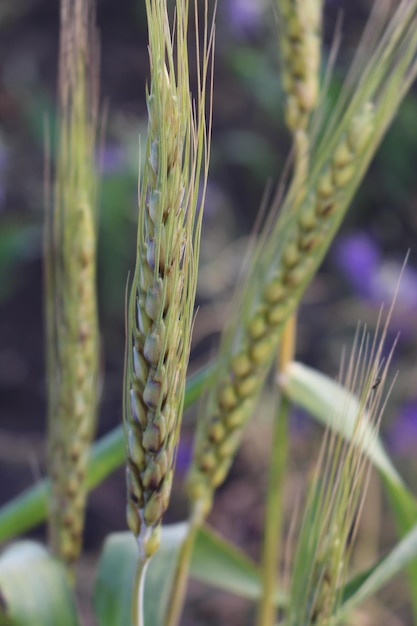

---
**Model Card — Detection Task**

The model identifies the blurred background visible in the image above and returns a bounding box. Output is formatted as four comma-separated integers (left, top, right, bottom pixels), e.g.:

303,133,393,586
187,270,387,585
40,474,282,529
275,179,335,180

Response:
1,0,417,624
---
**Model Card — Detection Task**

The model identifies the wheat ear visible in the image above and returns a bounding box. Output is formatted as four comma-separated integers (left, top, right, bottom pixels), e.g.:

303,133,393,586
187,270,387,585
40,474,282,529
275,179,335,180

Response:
124,0,213,560
187,1,417,516
187,99,373,512
284,314,397,625
277,0,322,133
277,0,323,200
45,0,99,568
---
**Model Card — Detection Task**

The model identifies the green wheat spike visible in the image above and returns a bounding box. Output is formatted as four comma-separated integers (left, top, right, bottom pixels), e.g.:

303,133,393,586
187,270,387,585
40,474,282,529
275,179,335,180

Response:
123,0,214,560
187,0,417,518
286,316,397,625
45,0,100,570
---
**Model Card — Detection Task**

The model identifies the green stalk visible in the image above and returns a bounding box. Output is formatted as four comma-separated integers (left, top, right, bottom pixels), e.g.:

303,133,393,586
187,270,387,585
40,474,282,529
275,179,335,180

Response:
132,558,149,626
167,327,294,626
257,0,320,610
164,507,202,626
257,313,296,626
0,364,213,543
257,393,290,626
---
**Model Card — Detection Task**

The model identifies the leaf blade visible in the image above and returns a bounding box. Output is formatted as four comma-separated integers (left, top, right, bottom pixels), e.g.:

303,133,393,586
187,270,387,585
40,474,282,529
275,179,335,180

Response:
94,524,286,626
339,520,417,615
0,542,79,626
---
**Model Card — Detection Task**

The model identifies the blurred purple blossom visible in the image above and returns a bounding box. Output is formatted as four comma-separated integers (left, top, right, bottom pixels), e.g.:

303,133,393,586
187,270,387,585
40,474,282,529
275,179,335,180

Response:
175,436,193,475
387,400,417,455
291,407,313,437
0,142,7,209
96,144,126,176
333,232,417,335
225,0,266,37
333,232,380,298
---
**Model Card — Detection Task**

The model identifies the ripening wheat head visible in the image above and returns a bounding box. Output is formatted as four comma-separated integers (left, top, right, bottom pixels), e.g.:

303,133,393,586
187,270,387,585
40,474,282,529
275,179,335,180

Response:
277,0,322,132
276,0,323,205
123,0,213,560
45,0,100,568
187,0,417,517
285,311,397,625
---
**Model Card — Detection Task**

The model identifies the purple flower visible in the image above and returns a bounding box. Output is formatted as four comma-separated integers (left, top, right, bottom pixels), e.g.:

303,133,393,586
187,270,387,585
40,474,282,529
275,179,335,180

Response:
333,232,417,336
333,232,380,299
0,142,8,209
291,407,313,438
387,400,417,455
373,261,417,311
96,144,126,176
174,436,193,475
225,0,266,38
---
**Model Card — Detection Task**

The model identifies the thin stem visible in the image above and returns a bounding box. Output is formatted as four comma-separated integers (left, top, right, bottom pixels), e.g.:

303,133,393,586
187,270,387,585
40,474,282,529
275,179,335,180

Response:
287,131,309,207
256,393,290,626
278,315,297,373
257,124,300,624
164,506,203,626
132,558,149,626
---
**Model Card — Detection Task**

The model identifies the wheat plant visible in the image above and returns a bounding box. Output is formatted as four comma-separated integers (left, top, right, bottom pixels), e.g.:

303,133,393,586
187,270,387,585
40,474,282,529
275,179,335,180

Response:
122,0,213,622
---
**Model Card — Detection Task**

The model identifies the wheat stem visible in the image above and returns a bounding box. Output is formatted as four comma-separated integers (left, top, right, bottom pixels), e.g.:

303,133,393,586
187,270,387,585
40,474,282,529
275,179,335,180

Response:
131,559,149,626
164,510,201,626
257,2,323,614
257,394,290,626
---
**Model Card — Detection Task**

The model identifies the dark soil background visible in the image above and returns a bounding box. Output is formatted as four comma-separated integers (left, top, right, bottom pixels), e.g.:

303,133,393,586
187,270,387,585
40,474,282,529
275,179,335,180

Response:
1,0,417,624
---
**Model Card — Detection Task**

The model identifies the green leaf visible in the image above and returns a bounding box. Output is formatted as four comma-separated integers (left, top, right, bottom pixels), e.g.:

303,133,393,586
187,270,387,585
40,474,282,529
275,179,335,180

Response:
143,525,189,626
93,532,136,626
0,542,79,626
94,524,286,626
281,361,403,485
384,476,417,537
0,363,214,544
339,520,417,616
192,525,284,604
383,477,417,617
94,525,189,626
